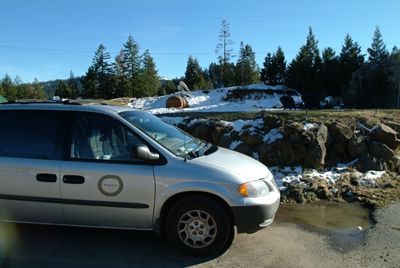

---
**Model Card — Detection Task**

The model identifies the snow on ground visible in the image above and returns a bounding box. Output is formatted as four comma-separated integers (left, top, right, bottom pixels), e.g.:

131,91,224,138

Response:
270,165,386,191
357,170,386,187
129,84,303,114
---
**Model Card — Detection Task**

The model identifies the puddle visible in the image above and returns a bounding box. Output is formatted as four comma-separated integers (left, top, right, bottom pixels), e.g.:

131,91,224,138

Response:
276,202,373,251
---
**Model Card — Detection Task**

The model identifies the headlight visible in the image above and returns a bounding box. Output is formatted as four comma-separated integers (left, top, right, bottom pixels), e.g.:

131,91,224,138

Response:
238,180,269,197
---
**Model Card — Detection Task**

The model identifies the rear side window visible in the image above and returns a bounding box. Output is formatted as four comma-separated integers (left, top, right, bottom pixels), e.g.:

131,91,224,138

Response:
0,110,66,160
69,112,144,162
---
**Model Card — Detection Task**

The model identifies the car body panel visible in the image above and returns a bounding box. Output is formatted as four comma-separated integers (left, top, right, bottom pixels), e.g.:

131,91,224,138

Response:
60,160,155,229
0,157,63,223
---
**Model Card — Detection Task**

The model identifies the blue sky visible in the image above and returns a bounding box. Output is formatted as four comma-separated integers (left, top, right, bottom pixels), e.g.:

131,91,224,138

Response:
0,0,399,82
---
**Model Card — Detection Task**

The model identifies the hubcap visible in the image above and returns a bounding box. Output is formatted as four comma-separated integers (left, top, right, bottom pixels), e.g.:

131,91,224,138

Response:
177,210,217,248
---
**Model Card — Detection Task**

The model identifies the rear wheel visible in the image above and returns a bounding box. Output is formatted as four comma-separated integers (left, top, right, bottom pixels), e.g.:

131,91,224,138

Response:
166,196,234,256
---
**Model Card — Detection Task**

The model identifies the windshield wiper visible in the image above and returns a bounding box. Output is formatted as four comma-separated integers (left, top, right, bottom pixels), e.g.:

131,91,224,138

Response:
189,142,217,158
187,143,206,158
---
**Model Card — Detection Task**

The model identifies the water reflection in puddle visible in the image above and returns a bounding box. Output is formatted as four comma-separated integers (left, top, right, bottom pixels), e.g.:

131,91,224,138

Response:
276,202,373,251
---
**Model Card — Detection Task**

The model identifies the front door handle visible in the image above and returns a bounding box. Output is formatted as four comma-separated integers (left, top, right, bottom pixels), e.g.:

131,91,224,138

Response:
36,173,57,182
63,175,85,184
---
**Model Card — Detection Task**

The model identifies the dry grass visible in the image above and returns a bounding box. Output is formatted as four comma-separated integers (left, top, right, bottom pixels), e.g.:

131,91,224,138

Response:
160,109,400,127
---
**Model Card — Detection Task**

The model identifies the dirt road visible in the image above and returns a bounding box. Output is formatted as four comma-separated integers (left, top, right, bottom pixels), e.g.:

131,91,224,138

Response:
0,202,399,268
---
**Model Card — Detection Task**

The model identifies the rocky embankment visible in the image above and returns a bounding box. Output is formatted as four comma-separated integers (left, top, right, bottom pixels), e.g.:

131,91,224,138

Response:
162,111,400,206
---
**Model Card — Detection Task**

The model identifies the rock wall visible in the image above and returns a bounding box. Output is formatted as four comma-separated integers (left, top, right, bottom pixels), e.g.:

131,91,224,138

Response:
173,113,400,172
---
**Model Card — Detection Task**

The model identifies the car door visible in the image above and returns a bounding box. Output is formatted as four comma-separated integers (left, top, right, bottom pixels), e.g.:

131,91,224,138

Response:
60,112,156,229
0,109,66,224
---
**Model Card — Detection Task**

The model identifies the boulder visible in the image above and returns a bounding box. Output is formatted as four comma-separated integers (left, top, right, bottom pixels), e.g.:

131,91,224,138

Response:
356,154,385,172
303,124,328,169
347,135,368,158
259,140,297,166
284,122,303,135
329,122,353,143
327,122,353,164
218,134,232,148
373,124,400,150
368,141,395,161
191,125,212,142
384,122,400,132
293,145,308,160
260,113,279,125
211,126,226,145
233,143,254,157
240,133,263,147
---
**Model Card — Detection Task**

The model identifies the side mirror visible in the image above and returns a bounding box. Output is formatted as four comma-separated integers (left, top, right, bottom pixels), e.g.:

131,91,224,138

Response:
131,144,159,161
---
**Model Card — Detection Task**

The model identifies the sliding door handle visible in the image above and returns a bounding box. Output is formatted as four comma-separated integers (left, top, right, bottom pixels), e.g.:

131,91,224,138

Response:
36,173,57,183
63,175,85,184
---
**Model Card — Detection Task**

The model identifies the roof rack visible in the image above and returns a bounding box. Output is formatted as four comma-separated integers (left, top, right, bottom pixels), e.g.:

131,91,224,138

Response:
0,100,81,105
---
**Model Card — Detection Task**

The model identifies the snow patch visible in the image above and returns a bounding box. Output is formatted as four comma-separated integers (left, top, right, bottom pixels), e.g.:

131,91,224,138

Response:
304,123,317,131
229,140,241,150
358,170,386,187
263,129,283,144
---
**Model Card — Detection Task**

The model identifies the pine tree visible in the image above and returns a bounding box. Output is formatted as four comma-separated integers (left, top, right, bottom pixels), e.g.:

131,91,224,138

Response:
368,26,389,64
82,66,98,98
114,49,130,97
139,50,160,96
273,46,287,85
67,71,79,99
339,34,364,97
261,47,287,86
1,74,16,101
235,42,260,85
32,78,46,99
54,80,71,98
389,48,400,108
208,62,221,88
184,56,208,90
319,47,340,97
161,80,177,95
92,44,114,99
215,20,234,86
260,53,273,84
92,44,112,75
121,35,141,97
287,27,321,95
81,44,114,99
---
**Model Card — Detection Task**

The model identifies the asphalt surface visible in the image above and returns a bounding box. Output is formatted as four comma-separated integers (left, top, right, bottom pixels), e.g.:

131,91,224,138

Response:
0,202,399,268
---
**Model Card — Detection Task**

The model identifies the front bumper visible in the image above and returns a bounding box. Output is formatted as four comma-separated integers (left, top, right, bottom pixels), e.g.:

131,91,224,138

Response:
231,198,280,233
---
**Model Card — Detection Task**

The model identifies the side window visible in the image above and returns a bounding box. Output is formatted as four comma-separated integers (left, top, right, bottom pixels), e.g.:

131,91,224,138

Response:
69,112,143,162
0,110,66,160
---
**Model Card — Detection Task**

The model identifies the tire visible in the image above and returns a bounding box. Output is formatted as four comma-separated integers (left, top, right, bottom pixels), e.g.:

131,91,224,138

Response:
166,195,234,256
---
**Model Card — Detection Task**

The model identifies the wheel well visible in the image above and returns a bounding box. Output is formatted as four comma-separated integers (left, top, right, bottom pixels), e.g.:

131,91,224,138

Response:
158,191,235,236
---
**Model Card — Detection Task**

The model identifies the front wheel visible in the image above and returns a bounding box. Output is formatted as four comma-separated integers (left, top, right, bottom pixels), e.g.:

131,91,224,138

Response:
166,196,234,256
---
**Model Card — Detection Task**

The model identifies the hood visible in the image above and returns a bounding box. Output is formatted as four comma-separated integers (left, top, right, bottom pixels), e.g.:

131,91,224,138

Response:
191,147,271,181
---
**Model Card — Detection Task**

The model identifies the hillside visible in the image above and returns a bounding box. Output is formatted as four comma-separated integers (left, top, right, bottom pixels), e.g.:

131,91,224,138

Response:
129,84,303,113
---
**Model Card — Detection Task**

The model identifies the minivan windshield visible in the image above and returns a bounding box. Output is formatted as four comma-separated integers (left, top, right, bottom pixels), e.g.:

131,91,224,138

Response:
120,110,206,158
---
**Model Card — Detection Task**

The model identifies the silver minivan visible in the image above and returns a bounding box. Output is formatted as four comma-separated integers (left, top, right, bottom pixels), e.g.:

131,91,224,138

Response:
0,102,280,256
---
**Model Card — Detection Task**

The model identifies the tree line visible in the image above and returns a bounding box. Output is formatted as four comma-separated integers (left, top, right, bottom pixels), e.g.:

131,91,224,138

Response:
0,75,46,100
1,22,399,108
184,23,400,109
